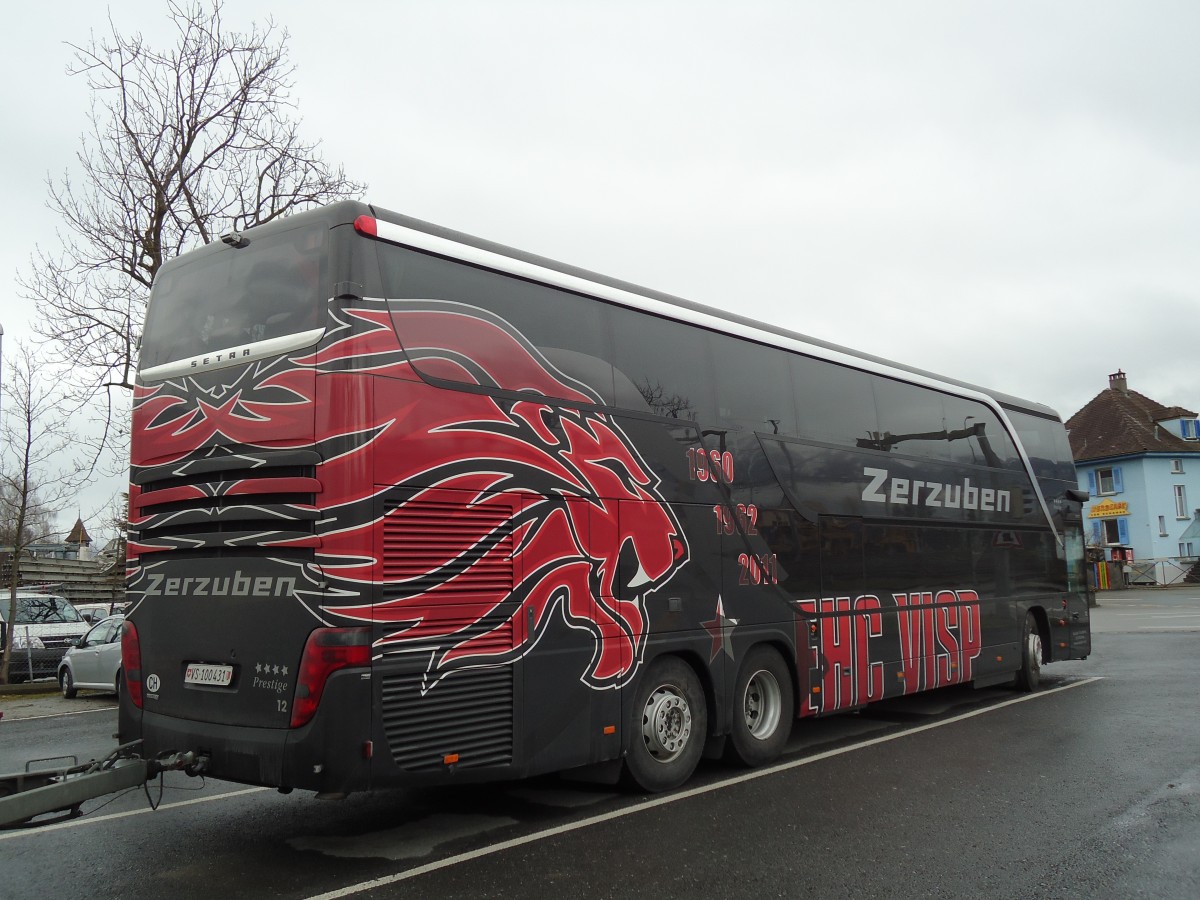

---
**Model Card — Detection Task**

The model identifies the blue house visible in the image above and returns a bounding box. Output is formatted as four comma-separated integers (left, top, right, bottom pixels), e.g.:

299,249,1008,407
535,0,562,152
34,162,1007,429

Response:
1066,371,1200,584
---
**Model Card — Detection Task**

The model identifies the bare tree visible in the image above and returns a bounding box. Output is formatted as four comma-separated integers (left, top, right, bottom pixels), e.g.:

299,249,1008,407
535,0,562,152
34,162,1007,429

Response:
0,484,54,547
0,343,84,684
18,0,364,456
636,379,696,420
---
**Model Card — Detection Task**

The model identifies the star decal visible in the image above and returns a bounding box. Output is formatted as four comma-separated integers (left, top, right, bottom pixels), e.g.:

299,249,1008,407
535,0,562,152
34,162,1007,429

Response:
702,595,739,662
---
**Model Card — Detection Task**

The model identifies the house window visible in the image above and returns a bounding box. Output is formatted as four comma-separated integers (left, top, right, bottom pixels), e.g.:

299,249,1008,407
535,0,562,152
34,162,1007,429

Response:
1096,467,1122,494
1183,419,1196,440
1171,459,1184,474
1181,542,1195,557
1159,515,1168,535
1102,518,1129,545
1175,484,1189,518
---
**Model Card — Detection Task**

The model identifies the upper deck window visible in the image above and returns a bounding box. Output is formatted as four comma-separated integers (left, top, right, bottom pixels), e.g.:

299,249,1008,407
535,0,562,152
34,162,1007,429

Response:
141,222,328,372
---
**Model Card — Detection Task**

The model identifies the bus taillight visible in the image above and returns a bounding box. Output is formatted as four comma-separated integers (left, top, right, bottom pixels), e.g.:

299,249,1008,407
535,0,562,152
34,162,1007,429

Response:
122,620,144,709
353,215,377,237
291,627,371,728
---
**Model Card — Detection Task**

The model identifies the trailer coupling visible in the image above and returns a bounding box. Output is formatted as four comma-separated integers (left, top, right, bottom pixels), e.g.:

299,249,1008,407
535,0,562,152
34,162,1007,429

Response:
0,742,204,829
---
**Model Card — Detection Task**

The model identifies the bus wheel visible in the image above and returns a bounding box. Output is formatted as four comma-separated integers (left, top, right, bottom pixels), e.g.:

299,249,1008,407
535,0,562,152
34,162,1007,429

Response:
726,646,793,767
1015,613,1042,692
624,657,707,792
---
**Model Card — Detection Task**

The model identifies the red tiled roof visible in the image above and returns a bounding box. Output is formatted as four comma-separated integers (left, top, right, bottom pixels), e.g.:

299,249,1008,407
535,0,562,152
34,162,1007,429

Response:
1067,385,1198,462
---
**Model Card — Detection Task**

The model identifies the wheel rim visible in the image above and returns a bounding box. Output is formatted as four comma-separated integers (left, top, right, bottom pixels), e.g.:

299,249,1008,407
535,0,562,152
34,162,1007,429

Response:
1027,631,1042,677
742,668,783,740
641,684,694,763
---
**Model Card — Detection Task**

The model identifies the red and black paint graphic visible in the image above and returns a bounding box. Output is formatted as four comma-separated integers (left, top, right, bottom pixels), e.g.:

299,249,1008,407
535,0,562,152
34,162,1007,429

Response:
794,589,982,715
130,298,690,690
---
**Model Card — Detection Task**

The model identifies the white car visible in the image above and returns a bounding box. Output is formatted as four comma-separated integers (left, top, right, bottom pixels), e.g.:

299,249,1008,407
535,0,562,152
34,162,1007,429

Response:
58,615,125,698
1,592,91,682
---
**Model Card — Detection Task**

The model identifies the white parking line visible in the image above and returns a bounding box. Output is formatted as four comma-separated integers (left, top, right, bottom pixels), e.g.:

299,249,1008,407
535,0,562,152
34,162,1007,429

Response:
305,677,1104,900
0,706,116,723
0,786,268,841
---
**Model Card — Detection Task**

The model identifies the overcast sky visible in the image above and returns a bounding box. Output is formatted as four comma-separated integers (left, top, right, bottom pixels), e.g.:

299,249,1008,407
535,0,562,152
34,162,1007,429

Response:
3,0,1199,535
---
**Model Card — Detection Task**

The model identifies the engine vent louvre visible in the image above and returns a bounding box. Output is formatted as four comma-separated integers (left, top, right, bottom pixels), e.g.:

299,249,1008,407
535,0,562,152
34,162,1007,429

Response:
381,500,514,598
381,667,515,771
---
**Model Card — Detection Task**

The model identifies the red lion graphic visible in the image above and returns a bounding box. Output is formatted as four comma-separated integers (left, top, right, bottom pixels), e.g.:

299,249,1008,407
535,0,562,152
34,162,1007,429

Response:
315,300,690,689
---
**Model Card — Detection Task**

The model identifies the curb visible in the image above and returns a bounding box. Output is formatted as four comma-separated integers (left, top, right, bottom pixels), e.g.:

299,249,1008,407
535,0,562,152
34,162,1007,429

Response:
0,680,61,696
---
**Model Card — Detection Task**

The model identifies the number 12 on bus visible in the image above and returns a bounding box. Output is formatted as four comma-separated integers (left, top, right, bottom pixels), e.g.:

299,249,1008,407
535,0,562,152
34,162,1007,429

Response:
120,201,1091,796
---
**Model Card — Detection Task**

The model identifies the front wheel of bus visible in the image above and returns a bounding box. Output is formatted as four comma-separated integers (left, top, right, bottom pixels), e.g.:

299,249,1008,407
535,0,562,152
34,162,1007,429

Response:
1015,612,1042,692
726,646,793,767
624,657,707,793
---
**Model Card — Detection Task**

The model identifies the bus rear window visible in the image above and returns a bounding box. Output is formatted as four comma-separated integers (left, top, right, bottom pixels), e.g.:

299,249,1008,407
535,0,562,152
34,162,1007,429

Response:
141,223,328,370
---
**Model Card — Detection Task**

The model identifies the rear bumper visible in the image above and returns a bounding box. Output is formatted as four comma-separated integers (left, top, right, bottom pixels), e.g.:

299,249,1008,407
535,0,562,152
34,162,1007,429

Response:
119,669,372,793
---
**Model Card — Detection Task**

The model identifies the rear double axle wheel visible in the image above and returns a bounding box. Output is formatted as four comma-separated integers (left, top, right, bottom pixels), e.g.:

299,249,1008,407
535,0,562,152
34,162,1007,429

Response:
623,647,796,792
726,646,793,767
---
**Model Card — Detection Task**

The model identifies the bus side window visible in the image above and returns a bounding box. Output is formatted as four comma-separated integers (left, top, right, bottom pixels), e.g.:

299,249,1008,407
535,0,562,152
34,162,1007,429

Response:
708,332,795,435
791,356,878,448
610,306,715,422
870,377,950,460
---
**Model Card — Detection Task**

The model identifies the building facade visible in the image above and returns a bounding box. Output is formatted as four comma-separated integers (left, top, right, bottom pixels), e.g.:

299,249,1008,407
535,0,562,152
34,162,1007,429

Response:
1,518,124,607
1067,371,1200,585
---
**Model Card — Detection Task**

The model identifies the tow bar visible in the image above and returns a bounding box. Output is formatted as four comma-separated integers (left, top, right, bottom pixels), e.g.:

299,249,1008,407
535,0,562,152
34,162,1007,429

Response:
0,742,201,829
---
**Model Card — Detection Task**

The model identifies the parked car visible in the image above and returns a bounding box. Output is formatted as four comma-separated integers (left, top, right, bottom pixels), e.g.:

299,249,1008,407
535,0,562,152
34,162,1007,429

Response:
58,615,125,698
73,601,128,624
1,592,91,682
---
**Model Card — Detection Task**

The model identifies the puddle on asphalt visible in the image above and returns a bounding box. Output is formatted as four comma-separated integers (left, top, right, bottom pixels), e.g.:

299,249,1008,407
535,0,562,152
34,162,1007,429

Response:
288,812,519,860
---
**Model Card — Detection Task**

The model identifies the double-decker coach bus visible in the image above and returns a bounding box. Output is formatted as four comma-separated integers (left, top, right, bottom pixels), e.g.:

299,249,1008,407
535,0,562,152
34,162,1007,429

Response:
119,201,1091,794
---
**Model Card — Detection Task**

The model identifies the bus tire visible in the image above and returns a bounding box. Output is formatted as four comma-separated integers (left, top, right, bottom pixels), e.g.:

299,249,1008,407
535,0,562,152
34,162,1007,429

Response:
60,668,77,699
623,657,707,792
1014,612,1042,692
726,646,793,767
